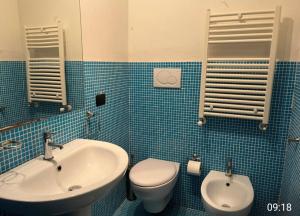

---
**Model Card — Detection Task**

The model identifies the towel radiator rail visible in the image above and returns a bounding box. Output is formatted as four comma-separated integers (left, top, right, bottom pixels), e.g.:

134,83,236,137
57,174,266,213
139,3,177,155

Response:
25,22,68,107
198,7,281,130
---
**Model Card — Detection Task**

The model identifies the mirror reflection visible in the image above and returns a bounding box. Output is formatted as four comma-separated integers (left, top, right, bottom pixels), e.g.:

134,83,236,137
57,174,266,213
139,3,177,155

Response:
0,0,84,129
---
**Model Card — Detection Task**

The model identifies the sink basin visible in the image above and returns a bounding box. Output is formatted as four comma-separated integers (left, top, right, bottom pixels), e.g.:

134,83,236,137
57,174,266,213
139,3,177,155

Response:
201,170,254,216
0,139,128,216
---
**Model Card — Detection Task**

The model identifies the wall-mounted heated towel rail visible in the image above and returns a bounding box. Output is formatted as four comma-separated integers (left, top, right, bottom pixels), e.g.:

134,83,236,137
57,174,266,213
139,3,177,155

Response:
198,7,281,130
25,22,67,107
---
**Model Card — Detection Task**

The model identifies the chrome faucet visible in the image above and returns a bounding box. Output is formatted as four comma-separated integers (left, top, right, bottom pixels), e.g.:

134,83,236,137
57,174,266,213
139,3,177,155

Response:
225,158,233,177
43,131,63,160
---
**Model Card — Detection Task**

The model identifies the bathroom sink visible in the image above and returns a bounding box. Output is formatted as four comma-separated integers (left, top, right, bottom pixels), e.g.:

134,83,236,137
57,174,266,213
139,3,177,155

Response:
0,139,128,216
201,170,254,216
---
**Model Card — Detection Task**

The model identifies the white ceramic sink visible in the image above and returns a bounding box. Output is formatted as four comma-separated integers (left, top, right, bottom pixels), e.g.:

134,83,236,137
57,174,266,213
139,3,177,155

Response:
201,170,254,216
0,139,128,216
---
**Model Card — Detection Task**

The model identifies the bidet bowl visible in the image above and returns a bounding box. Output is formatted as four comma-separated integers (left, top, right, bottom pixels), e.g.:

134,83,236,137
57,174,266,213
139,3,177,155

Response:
201,170,254,216
0,139,128,216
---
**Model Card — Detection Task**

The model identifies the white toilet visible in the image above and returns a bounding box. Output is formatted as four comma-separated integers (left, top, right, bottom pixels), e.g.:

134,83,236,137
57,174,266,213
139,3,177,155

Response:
129,158,180,213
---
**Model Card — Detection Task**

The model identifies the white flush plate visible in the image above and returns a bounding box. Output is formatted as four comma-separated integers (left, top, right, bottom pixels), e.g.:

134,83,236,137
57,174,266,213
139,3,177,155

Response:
153,68,181,88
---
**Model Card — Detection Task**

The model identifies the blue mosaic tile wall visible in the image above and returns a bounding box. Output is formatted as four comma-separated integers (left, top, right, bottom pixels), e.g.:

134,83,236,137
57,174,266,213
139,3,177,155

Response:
83,62,129,149
0,61,31,128
280,62,300,216
0,61,129,216
129,61,297,216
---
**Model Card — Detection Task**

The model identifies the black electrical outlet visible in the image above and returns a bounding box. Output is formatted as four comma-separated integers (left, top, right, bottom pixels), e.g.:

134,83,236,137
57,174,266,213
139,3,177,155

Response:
96,93,106,107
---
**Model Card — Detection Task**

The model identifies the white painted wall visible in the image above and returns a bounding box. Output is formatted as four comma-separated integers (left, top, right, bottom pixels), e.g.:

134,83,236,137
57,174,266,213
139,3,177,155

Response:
5,0,295,62
80,0,128,62
18,0,83,60
0,0,23,60
2,1,299,62
128,0,300,62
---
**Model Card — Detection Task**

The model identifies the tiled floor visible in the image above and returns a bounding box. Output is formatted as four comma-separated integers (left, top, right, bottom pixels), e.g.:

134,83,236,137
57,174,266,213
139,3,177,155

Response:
113,200,208,216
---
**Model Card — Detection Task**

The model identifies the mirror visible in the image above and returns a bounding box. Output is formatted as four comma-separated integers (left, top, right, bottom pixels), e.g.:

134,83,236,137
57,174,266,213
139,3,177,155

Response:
0,0,84,130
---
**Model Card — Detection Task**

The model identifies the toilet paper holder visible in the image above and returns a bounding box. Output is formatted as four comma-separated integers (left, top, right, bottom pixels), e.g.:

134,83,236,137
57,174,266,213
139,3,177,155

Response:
191,154,200,162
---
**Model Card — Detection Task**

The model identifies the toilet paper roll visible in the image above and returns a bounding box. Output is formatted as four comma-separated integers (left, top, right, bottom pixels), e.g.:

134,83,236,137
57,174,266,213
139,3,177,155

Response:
187,160,201,176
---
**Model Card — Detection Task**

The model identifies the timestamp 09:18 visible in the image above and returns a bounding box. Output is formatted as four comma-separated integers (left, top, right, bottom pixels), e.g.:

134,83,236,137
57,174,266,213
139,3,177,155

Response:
267,203,292,212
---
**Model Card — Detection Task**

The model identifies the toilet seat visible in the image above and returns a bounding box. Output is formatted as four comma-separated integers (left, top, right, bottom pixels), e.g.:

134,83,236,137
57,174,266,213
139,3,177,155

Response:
130,158,177,187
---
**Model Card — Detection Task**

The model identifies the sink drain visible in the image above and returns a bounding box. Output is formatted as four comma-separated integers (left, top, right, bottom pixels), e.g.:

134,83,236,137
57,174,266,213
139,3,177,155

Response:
68,185,82,191
222,204,231,208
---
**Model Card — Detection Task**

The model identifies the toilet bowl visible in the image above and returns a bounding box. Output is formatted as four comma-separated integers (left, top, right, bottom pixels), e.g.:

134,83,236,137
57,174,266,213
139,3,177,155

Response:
129,158,180,213
201,171,254,216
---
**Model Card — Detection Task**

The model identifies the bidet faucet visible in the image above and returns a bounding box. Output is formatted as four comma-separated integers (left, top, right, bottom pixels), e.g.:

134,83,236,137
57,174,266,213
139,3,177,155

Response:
225,158,233,177
43,131,63,160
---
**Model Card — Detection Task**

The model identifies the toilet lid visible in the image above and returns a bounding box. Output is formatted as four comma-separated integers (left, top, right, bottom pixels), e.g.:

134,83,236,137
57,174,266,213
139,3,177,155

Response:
130,158,177,187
